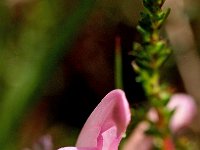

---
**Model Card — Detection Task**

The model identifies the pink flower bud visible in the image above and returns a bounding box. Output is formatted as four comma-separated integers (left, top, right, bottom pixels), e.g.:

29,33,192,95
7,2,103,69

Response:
167,94,197,133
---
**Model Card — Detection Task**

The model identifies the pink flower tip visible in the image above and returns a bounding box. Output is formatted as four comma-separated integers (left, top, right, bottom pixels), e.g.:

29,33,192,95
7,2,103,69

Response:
58,89,131,150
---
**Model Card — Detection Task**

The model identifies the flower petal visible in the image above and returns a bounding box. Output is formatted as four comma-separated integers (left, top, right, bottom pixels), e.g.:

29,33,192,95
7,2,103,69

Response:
122,93,197,150
122,122,153,150
76,89,131,150
167,94,197,132
58,147,97,150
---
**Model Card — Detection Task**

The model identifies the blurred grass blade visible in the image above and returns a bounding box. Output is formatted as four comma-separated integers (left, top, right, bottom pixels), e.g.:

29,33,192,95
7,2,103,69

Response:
115,36,123,89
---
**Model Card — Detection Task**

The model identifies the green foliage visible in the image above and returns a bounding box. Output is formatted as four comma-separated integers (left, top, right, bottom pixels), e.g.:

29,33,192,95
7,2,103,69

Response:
0,1,95,149
132,0,172,99
131,0,176,149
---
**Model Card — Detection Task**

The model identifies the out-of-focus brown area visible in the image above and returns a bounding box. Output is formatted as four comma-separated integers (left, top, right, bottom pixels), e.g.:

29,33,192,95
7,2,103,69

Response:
2,0,200,149
165,0,200,146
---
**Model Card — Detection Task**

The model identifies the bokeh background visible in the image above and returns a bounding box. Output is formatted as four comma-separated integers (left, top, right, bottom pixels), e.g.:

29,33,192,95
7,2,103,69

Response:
0,0,200,149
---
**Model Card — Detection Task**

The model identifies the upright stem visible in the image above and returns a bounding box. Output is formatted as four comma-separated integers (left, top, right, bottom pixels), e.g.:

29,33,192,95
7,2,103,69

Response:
132,0,174,149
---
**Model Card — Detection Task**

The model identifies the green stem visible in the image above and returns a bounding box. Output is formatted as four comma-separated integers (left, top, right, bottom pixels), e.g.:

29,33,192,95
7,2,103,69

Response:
132,0,174,149
115,36,123,89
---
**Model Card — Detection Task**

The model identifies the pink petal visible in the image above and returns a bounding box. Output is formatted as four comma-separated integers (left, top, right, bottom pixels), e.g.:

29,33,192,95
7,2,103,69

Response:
58,147,97,150
123,93,197,150
167,94,197,132
76,89,131,150
122,122,153,150
147,94,197,133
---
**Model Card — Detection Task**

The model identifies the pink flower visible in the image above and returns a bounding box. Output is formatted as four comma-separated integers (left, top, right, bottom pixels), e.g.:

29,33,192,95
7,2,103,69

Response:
168,94,197,132
58,91,197,150
58,89,131,150
123,93,197,150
